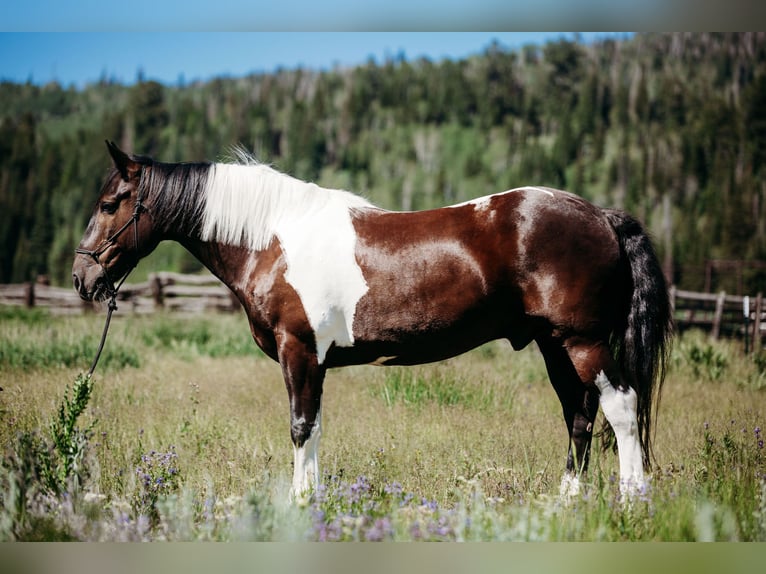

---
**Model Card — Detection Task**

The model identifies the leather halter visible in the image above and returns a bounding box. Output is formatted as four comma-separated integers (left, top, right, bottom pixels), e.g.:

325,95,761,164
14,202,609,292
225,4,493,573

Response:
75,163,152,300
74,164,151,376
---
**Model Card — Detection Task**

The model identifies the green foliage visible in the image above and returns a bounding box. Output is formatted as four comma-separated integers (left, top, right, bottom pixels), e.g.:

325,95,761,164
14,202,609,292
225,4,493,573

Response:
1,34,766,292
373,368,510,411
0,334,140,371
139,314,264,359
0,305,49,324
48,374,97,493
753,351,766,385
678,338,729,381
0,307,262,373
131,446,181,525
1,373,96,540
0,308,140,371
695,420,765,540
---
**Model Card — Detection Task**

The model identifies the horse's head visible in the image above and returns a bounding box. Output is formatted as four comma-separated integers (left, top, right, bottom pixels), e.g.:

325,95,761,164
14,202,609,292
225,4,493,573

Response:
72,141,158,302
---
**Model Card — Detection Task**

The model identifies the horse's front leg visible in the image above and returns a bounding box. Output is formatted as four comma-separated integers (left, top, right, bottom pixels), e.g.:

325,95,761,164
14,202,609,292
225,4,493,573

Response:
277,332,326,502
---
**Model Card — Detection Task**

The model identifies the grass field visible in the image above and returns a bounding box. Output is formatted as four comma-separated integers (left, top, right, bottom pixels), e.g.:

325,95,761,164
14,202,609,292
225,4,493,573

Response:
1,305,765,541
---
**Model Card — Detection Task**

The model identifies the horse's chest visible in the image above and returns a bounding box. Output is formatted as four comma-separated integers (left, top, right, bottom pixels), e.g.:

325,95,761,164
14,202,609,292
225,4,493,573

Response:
273,214,368,364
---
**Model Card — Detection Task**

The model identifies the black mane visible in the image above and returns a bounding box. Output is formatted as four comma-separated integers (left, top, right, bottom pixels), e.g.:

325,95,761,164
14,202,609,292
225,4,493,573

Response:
138,158,211,238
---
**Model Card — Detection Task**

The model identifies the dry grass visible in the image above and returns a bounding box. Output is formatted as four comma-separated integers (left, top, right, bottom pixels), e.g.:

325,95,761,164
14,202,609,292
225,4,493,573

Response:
1,309,765,540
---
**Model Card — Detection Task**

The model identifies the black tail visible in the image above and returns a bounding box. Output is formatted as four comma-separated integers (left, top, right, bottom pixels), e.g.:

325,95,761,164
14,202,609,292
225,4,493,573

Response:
603,209,673,469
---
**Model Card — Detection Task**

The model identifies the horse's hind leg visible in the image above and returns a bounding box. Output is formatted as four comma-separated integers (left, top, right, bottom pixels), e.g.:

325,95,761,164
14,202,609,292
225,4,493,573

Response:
539,336,645,496
565,338,646,493
537,337,601,496
594,370,645,494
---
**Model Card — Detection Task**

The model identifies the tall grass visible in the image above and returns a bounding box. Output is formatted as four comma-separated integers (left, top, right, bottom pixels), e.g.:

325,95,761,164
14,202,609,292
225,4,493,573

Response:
0,307,140,371
372,366,514,411
1,307,764,540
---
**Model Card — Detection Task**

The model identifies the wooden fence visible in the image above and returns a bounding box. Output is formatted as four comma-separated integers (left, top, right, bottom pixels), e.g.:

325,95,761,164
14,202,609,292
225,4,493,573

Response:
1,275,764,350
670,287,764,350
0,272,240,315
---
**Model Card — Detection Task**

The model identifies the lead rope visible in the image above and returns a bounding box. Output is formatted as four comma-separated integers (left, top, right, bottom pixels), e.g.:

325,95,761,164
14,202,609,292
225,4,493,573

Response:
81,201,145,377
86,294,118,377
82,214,140,377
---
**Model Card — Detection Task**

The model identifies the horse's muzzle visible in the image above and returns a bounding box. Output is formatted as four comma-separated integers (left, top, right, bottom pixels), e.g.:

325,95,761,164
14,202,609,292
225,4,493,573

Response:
72,258,110,302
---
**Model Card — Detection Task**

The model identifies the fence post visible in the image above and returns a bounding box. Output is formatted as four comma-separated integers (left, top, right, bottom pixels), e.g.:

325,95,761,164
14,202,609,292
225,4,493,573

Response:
712,291,726,339
151,273,164,309
669,285,676,316
24,281,35,307
755,292,763,351
744,295,751,354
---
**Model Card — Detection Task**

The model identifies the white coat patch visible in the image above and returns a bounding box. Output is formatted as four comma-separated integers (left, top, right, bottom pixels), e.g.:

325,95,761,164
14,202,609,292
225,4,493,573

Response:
200,161,372,364
448,185,556,211
509,185,555,198
276,202,368,364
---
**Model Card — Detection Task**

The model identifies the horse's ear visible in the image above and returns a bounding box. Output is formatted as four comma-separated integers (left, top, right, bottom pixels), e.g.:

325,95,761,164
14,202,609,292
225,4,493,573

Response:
105,140,140,182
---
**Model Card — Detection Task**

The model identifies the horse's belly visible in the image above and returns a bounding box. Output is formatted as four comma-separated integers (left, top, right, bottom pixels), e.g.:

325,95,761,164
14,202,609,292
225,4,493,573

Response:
325,302,522,368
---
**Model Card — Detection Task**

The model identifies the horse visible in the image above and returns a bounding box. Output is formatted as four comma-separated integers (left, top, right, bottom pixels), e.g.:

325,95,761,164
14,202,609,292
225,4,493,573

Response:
72,141,672,500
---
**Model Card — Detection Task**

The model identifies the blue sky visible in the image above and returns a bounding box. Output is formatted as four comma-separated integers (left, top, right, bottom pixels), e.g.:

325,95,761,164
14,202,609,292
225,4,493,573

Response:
0,32,632,89
2,1,658,32
0,0,753,89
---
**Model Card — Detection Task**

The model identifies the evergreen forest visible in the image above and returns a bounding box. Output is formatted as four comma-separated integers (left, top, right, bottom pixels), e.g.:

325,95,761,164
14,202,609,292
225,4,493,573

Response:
2,32,766,293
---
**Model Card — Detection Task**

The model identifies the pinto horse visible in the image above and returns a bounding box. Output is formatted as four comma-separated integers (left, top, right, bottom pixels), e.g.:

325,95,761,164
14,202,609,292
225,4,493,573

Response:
73,142,672,499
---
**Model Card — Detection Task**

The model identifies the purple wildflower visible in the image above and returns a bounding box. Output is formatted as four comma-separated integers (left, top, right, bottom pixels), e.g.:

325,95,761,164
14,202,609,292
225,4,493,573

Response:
347,475,370,503
409,521,423,541
427,516,453,540
364,517,393,541
384,481,403,497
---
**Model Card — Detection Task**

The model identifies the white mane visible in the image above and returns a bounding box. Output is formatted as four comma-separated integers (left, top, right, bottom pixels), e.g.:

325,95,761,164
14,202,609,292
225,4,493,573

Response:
200,156,373,251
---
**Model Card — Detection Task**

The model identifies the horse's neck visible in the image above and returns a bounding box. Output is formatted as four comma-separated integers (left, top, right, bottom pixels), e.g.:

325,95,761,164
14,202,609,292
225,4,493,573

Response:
176,236,250,298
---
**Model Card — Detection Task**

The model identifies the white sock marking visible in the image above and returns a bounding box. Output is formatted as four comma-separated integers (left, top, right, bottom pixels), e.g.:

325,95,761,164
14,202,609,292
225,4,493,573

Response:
595,371,645,493
291,408,321,503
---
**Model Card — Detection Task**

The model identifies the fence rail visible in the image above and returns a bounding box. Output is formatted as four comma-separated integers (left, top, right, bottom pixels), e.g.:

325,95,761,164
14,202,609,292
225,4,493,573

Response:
0,272,240,315
670,287,764,350
1,276,764,350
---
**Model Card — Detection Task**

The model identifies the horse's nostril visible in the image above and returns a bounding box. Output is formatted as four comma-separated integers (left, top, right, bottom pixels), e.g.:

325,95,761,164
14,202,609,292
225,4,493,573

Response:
73,274,81,292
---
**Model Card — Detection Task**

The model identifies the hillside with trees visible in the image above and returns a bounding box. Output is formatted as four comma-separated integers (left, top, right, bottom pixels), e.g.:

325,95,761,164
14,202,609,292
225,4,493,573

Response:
1,32,765,293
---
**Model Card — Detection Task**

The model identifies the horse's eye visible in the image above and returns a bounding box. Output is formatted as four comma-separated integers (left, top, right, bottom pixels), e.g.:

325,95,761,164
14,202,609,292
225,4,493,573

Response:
100,201,118,214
